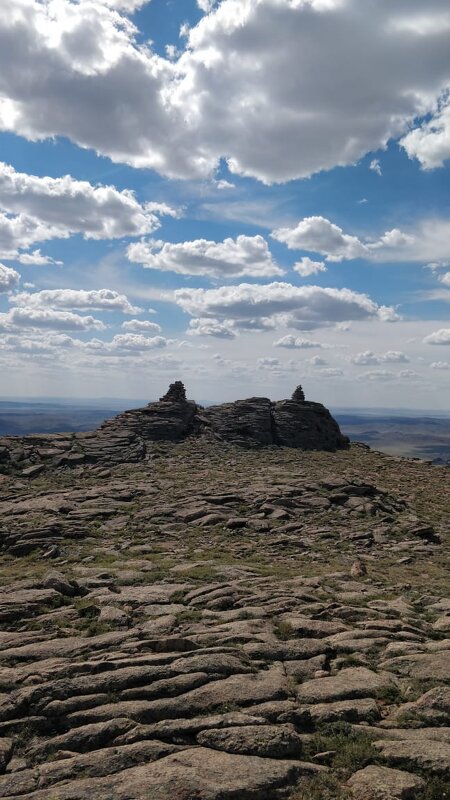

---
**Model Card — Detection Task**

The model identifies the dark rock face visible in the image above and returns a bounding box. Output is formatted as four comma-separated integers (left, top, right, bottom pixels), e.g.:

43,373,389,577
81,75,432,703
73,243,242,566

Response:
0,384,348,474
272,400,346,450
200,385,348,451
199,398,274,447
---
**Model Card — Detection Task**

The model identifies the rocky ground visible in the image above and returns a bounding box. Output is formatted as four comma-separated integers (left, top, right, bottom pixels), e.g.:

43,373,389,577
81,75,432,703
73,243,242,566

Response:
0,439,448,799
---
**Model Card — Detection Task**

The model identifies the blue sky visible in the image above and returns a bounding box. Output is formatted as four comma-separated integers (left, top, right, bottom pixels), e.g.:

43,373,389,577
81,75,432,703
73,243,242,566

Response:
0,0,450,408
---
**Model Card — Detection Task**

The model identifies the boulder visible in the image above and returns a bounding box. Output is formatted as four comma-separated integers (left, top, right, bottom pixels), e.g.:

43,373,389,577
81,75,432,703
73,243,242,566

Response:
347,765,425,799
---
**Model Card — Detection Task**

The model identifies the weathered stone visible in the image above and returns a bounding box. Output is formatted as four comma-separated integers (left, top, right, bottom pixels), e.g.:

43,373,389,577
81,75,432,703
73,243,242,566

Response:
297,668,397,704
347,765,425,799
0,384,348,474
3,747,325,800
304,698,381,725
197,723,303,758
374,738,450,776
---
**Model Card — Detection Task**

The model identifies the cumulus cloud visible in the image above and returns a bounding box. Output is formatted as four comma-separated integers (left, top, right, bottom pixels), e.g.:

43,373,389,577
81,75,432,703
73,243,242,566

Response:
0,1,449,182
309,356,327,366
0,307,105,331
107,334,169,351
187,318,236,339
273,215,450,265
197,0,216,12
293,257,327,277
0,211,57,260
0,263,20,292
430,361,450,369
174,282,398,332
401,98,450,170
121,319,161,333
127,235,282,278
424,328,450,345
351,350,410,365
369,159,382,176
0,162,177,247
15,249,63,266
11,289,142,314
272,217,368,262
273,335,325,349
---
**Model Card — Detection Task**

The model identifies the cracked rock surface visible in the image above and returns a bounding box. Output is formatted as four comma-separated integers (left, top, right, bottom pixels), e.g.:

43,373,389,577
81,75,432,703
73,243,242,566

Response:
0,431,448,799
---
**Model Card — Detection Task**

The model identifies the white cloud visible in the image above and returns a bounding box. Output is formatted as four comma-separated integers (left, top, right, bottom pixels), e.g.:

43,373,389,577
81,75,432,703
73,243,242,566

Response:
174,282,398,332
439,272,450,286
382,350,410,363
121,319,161,333
127,234,283,278
272,217,368,261
351,350,410,365
197,0,216,12
309,356,327,366
108,334,169,351
0,211,58,260
273,215,450,265
15,249,63,266
274,335,325,349
11,289,141,314
0,307,105,331
187,318,236,339
430,361,450,370
0,263,20,292
424,328,450,345
293,257,327,277
401,98,450,170
0,1,449,183
101,0,151,10
369,158,382,176
0,162,177,244
215,179,235,190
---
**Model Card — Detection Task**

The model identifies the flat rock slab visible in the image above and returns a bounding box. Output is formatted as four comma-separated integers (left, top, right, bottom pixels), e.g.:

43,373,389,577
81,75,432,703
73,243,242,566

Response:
379,652,450,681
375,738,450,776
347,765,425,799
5,747,323,800
196,723,303,758
304,698,381,725
297,667,397,704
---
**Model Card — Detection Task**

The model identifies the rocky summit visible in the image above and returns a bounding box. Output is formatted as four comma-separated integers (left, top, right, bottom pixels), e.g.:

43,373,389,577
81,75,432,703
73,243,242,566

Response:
0,383,348,474
0,385,448,800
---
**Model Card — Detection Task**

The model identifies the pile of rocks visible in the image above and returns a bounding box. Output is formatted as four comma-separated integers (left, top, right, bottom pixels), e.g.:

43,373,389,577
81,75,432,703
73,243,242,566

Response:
0,383,349,475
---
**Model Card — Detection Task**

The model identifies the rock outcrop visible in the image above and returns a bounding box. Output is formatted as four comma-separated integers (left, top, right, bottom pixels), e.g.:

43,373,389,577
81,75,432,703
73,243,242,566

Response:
0,383,348,474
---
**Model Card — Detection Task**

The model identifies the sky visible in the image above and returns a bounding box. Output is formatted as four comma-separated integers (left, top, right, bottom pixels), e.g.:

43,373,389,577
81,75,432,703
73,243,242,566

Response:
0,0,450,409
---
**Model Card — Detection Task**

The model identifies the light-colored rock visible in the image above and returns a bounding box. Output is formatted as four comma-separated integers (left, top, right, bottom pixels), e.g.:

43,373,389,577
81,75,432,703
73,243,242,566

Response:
347,764,425,799
375,738,450,776
297,667,397,704
196,723,303,758
4,747,325,800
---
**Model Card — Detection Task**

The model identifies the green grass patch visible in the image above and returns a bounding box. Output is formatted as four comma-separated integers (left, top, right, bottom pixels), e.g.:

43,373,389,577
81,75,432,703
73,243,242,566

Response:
303,722,380,778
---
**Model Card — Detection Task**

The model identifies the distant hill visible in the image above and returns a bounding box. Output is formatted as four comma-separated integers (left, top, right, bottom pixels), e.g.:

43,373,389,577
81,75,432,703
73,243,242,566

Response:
0,401,128,435
334,412,450,465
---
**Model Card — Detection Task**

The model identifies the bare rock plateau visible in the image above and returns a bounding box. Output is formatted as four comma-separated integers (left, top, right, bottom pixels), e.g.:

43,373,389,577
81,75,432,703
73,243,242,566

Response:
0,383,448,799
